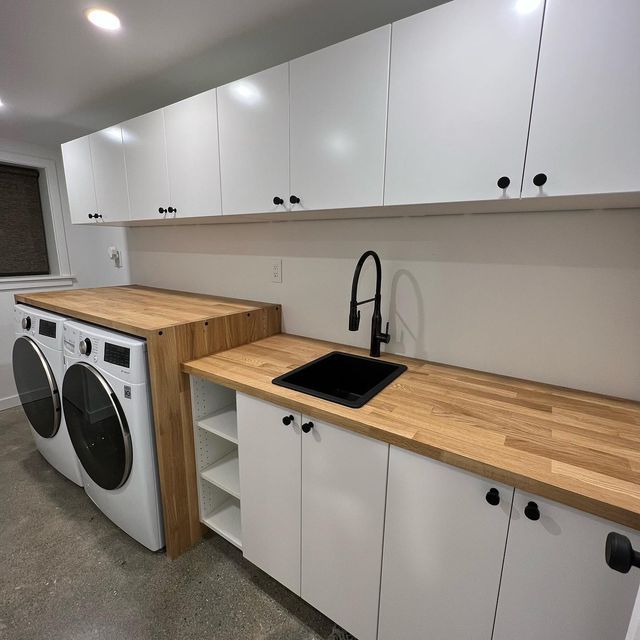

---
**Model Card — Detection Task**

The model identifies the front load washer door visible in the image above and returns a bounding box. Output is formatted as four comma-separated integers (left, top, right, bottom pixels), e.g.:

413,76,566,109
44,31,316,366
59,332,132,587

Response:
12,336,61,438
62,362,132,490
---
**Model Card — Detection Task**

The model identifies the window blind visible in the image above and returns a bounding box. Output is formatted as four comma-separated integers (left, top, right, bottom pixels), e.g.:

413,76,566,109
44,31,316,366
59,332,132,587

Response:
0,162,50,277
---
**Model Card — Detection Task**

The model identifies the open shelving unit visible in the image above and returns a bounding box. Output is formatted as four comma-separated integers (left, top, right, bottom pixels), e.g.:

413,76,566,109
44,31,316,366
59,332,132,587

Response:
190,375,241,549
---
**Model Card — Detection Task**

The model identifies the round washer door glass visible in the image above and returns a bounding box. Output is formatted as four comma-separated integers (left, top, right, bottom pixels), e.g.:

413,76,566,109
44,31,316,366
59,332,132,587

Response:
62,362,132,490
12,336,61,438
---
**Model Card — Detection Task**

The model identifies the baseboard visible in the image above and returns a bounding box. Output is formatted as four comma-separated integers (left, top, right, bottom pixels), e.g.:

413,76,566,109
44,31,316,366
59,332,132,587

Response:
0,395,20,411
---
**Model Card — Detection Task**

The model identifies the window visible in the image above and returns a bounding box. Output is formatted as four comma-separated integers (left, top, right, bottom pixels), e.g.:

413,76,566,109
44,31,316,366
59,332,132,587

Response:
0,162,50,276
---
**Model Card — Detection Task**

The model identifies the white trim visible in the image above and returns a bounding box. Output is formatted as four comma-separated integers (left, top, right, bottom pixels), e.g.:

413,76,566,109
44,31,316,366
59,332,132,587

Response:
0,275,74,292
0,395,20,411
0,148,72,278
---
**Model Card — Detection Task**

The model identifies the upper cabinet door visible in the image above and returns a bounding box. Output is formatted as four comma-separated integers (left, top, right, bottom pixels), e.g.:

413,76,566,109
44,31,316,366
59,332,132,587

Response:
88,126,130,222
164,89,222,218
290,26,391,211
218,64,290,215
493,491,640,640
61,136,97,224
523,0,640,198
301,417,388,640
122,109,170,220
385,0,544,205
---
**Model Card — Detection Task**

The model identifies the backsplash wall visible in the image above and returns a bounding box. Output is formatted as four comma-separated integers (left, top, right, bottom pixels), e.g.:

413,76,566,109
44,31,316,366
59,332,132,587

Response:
128,208,640,401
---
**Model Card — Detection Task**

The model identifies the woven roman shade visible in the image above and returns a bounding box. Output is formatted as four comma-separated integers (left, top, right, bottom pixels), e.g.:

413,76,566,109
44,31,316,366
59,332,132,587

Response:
0,162,50,277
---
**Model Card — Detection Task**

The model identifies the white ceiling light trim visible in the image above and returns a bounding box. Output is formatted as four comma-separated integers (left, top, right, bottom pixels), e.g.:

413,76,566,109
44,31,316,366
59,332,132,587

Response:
85,8,122,31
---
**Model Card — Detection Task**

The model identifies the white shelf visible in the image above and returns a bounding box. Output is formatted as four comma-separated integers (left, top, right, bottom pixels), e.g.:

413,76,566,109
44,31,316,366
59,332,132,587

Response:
201,449,240,498
202,497,242,549
197,405,238,444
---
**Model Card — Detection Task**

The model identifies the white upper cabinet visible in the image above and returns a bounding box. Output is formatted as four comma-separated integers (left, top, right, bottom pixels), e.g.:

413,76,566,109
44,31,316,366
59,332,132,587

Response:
163,89,222,218
218,64,290,215
384,0,544,205
61,136,97,224
88,126,130,222
379,447,514,640
289,26,391,211
522,0,640,198
493,491,640,640
122,109,170,220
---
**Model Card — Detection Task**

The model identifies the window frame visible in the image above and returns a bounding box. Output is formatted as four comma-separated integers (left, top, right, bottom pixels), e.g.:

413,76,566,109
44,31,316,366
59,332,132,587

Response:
0,148,73,291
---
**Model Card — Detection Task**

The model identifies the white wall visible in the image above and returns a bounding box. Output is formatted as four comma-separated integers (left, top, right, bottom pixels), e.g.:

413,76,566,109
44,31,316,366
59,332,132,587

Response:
0,138,131,408
128,209,640,401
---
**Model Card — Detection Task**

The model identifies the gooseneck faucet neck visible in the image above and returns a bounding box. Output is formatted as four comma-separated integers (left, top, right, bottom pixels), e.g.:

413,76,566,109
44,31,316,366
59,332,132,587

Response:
348,250,390,357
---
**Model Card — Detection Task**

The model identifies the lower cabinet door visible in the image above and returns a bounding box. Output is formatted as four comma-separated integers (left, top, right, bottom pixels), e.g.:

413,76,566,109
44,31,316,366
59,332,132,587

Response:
236,393,301,595
378,446,513,640
301,417,388,640
493,491,640,640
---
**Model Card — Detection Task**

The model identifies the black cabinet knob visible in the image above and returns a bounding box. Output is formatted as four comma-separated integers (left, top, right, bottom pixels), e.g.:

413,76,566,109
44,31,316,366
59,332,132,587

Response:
524,501,540,521
158,207,167,215
533,173,547,187
167,206,177,214
289,195,300,205
282,415,294,426
606,532,640,574
88,213,94,219
486,488,500,506
497,176,510,189
301,421,314,433
273,196,284,206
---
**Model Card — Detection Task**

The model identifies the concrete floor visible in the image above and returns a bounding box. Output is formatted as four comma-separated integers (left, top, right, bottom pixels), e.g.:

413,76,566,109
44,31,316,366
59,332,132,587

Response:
0,406,353,640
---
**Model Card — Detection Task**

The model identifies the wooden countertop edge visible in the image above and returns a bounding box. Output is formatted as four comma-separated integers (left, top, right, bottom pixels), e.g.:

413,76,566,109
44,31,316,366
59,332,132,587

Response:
14,290,281,338
181,358,640,531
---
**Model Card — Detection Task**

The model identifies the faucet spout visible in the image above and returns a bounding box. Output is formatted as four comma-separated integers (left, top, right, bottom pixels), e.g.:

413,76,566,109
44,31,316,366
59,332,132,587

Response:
348,250,390,357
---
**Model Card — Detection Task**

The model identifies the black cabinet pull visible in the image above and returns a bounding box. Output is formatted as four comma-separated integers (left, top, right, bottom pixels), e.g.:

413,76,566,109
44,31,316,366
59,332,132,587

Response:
606,532,640,574
497,176,510,189
301,421,314,433
524,501,540,521
486,488,500,506
273,196,284,206
158,207,167,215
88,213,102,219
282,415,294,426
167,206,177,214
289,195,300,205
533,173,547,187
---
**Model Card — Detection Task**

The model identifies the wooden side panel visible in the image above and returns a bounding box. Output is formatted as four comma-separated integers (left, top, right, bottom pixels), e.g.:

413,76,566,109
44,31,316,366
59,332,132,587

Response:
148,305,281,558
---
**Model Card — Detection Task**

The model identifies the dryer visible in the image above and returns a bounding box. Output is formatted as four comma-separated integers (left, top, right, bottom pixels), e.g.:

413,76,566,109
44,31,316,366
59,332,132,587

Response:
12,304,83,486
62,320,164,551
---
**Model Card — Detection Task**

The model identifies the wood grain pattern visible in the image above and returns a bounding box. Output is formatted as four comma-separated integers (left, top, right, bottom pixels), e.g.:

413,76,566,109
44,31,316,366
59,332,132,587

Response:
183,334,640,531
15,285,272,335
17,286,281,558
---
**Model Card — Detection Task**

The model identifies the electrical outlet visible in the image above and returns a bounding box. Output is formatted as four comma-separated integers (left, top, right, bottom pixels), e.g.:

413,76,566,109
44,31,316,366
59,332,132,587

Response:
271,258,282,283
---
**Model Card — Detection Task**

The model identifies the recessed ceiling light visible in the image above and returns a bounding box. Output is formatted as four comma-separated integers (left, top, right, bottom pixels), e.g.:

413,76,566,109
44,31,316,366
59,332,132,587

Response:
0,97,4,108
86,8,121,31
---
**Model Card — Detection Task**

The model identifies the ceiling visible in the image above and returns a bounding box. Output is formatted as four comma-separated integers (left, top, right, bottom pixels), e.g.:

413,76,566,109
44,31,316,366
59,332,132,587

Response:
0,0,447,147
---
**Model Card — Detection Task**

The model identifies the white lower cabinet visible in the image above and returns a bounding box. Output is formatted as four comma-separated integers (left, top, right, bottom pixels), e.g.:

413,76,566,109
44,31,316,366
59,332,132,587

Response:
236,393,302,594
301,417,388,640
378,446,514,640
493,491,640,640
236,393,388,640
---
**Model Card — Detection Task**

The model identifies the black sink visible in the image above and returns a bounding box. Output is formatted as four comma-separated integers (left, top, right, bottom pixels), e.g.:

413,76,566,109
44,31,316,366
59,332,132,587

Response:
272,351,407,408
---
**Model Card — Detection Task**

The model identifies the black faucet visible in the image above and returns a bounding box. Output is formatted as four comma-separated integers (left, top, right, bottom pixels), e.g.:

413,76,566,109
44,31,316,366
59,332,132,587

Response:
348,250,390,357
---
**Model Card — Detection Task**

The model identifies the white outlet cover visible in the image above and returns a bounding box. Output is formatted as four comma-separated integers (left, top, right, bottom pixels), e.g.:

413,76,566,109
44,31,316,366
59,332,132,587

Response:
271,258,282,283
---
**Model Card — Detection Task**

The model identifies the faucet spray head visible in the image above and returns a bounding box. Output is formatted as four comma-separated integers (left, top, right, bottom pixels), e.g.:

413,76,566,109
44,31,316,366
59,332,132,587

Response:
348,302,360,331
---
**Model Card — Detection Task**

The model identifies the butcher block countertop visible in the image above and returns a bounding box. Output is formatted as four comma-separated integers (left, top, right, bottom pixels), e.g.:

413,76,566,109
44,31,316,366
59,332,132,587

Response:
184,333,640,530
15,285,278,336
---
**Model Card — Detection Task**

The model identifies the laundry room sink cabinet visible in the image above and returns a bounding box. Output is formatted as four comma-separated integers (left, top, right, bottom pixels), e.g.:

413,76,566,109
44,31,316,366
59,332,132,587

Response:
236,393,388,640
